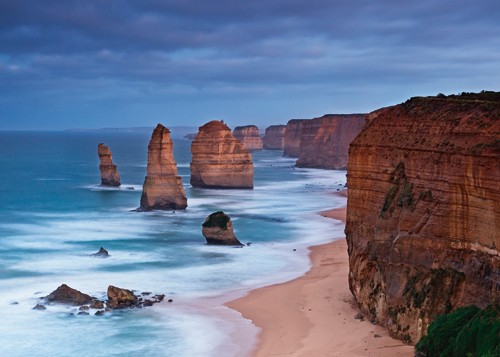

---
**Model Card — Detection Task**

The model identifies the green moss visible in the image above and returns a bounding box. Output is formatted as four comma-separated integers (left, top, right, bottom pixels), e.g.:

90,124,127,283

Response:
416,304,500,357
202,211,230,229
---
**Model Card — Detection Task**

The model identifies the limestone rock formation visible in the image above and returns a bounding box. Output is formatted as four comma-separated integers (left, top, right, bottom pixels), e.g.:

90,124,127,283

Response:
345,92,500,344
190,121,254,189
296,114,366,169
202,211,242,245
45,284,93,306
263,125,286,150
140,124,187,210
98,143,121,187
233,125,263,150
283,119,307,157
106,285,138,309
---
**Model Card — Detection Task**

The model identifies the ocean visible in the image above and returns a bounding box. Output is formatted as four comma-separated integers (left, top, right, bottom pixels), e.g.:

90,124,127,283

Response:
0,131,346,357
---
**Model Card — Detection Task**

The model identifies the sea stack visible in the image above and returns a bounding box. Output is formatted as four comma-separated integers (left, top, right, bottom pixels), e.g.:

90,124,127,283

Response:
98,144,121,187
345,92,500,343
283,119,306,157
140,124,187,210
232,125,263,150
202,211,242,245
296,114,366,169
190,120,254,189
263,125,286,150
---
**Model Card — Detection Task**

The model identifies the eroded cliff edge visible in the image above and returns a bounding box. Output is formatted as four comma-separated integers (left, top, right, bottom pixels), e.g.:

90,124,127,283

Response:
296,114,366,169
345,92,500,344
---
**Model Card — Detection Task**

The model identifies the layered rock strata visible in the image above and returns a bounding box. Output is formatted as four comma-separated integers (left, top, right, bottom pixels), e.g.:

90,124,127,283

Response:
140,124,187,210
345,92,500,344
283,119,307,157
263,125,286,150
190,121,254,189
202,211,242,245
233,125,263,150
296,114,366,169
98,143,121,187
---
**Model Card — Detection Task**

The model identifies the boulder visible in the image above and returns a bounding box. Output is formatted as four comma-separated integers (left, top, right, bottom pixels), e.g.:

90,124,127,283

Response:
106,285,138,309
45,284,93,306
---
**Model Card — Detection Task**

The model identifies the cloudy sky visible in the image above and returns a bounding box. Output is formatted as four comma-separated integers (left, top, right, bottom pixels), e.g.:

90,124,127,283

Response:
1,0,499,130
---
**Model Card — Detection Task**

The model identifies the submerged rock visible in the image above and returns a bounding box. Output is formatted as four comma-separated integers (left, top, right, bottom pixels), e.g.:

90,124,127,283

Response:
202,211,243,245
90,247,109,258
140,124,187,210
33,304,46,310
98,143,121,187
45,284,92,306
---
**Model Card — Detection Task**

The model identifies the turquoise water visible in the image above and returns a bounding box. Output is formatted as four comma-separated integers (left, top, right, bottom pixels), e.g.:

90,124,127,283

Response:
0,131,346,356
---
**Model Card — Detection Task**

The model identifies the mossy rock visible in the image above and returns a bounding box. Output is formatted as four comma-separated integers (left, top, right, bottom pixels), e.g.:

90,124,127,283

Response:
202,211,230,230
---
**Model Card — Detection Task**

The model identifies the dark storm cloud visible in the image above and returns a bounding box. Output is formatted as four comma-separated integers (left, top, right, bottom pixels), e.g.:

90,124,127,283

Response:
1,0,499,129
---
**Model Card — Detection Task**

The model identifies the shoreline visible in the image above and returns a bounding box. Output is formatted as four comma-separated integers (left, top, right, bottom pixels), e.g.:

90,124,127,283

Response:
226,206,414,356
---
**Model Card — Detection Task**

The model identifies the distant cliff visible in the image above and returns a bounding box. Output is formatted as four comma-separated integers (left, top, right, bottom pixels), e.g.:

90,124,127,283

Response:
263,125,286,150
283,119,306,157
296,114,366,169
345,92,500,344
233,125,263,151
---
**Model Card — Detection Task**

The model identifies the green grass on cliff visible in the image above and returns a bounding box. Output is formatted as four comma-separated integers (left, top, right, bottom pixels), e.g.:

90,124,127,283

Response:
415,304,500,357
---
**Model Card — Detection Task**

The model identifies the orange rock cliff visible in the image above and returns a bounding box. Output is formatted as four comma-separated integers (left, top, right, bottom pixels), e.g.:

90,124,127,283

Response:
345,92,500,344
190,120,254,189
98,143,121,187
263,125,286,150
233,125,263,151
283,119,306,157
140,124,187,210
296,114,366,169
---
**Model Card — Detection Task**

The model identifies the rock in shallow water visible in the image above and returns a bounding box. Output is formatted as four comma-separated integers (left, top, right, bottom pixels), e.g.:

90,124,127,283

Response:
90,247,109,258
202,211,243,246
106,285,138,309
45,284,92,306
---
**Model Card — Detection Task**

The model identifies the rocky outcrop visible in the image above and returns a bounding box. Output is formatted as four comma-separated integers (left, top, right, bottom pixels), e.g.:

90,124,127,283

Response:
263,125,286,150
98,144,121,187
233,125,263,150
202,211,242,245
140,124,187,210
283,119,307,157
345,92,500,344
190,121,254,189
90,247,109,258
296,114,366,169
106,285,138,309
45,284,93,306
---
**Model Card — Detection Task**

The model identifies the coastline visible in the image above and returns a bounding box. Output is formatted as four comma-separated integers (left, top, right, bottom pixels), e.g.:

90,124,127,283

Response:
226,206,414,356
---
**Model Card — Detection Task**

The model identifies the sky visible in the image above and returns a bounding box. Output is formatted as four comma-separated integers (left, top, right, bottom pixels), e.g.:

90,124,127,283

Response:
1,0,499,130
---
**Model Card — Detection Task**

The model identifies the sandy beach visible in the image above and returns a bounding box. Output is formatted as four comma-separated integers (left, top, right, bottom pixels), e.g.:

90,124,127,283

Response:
227,207,414,356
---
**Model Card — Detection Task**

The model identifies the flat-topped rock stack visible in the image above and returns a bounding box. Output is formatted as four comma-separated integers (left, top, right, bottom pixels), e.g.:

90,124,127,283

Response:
98,144,121,187
283,119,306,157
140,124,187,210
263,125,286,150
190,120,254,189
296,114,366,169
233,125,263,151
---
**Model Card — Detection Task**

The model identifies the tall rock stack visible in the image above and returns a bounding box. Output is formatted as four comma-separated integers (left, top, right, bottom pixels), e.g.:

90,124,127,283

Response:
98,143,121,187
263,125,286,150
140,124,187,210
190,120,254,189
233,125,263,151
283,119,306,157
296,114,366,169
345,92,500,343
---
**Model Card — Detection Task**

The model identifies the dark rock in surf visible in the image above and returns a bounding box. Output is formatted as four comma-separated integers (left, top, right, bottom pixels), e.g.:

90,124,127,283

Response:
45,284,92,306
202,211,243,246
90,247,110,258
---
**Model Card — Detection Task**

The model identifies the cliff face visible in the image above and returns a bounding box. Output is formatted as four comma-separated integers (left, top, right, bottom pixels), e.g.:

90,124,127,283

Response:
283,119,306,157
296,114,366,169
190,120,254,189
233,125,263,151
140,124,187,210
345,92,500,344
98,143,121,187
263,125,286,150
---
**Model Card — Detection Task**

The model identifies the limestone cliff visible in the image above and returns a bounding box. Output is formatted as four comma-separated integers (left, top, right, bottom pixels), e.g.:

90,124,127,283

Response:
140,124,187,210
345,92,500,344
263,125,286,150
296,114,366,169
190,121,254,189
283,119,307,157
98,143,121,187
233,125,263,151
